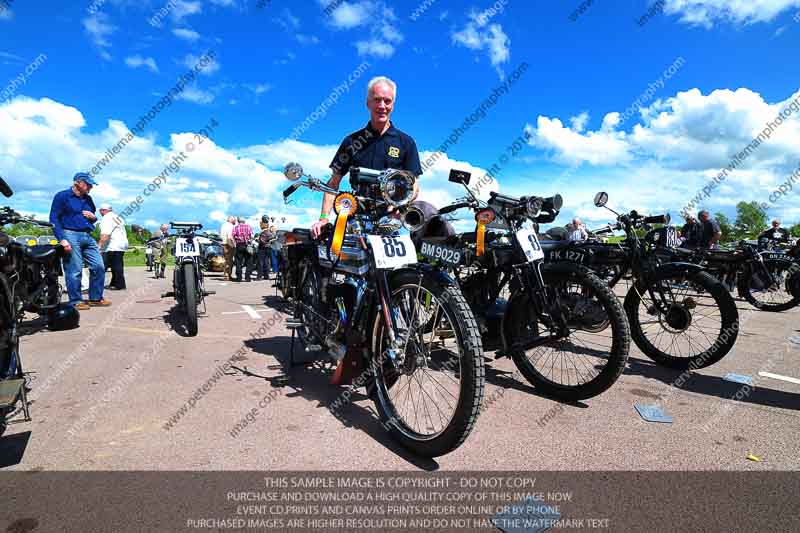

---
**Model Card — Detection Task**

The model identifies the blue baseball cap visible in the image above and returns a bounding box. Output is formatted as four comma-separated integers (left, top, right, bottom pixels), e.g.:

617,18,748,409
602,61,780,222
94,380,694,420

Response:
73,172,98,186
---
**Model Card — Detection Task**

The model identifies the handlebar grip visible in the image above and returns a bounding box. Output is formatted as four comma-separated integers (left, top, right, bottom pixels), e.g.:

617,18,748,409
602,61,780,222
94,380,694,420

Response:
283,183,301,199
438,202,471,215
490,191,520,203
591,225,614,235
643,215,668,224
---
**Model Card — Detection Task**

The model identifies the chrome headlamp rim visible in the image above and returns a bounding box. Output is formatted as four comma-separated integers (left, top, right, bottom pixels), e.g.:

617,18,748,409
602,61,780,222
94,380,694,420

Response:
380,169,416,208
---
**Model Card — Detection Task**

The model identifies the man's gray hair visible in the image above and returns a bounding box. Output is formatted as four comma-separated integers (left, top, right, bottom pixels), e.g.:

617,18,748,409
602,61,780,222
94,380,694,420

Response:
367,76,397,99
237,216,246,223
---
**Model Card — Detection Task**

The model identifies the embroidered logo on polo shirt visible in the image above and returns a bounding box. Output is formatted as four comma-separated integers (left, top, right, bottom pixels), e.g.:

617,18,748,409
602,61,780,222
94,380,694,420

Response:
388,146,400,158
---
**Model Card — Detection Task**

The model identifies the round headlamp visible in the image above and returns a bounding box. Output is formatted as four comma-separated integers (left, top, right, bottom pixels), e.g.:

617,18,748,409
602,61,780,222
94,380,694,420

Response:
380,170,416,207
333,192,357,215
526,197,543,219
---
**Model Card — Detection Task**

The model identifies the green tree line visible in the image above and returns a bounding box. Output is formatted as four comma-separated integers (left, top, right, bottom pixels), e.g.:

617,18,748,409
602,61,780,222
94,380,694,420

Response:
712,201,800,243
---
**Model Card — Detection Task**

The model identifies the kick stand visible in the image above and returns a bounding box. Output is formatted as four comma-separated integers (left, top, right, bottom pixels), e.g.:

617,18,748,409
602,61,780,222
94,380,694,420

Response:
285,317,304,368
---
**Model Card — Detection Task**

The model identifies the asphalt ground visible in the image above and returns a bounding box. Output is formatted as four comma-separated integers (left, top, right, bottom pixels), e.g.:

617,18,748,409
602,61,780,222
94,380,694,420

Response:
2,266,799,472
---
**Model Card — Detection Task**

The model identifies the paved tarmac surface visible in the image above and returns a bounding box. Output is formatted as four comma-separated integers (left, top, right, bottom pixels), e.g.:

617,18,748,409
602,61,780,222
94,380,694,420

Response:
2,266,799,471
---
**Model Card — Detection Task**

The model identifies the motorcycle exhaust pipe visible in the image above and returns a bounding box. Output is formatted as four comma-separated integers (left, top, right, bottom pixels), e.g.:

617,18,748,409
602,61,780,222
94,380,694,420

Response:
402,201,439,233
402,206,425,232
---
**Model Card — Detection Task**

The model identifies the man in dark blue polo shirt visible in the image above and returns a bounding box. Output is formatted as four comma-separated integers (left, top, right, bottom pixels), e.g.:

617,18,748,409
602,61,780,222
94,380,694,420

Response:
49,172,111,310
311,76,423,238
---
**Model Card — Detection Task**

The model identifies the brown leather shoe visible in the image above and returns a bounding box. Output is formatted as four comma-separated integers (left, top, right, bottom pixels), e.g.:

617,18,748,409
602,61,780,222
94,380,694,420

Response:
75,302,91,311
88,299,112,307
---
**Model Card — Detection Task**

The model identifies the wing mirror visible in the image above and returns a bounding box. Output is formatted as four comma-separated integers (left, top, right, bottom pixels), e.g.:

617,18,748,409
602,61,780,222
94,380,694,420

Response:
593,191,608,208
283,162,304,181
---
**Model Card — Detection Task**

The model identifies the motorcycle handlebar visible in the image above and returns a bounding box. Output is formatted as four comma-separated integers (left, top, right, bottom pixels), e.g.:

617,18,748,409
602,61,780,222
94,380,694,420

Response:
591,225,616,235
283,182,302,199
438,202,473,215
643,214,668,225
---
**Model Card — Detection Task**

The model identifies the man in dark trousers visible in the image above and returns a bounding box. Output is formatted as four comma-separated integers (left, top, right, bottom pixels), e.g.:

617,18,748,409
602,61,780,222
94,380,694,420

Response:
231,216,254,281
49,172,110,310
256,216,274,281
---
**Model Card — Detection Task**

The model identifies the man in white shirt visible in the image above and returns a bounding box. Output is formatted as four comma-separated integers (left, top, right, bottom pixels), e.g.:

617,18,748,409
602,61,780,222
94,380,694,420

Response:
568,217,588,241
98,203,129,290
219,215,235,281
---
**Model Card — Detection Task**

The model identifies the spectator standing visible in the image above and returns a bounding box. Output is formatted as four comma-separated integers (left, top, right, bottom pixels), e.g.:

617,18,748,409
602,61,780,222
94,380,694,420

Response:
256,217,274,280
680,215,702,248
232,216,254,282
49,172,110,310
150,228,165,278
220,215,235,281
698,210,722,249
156,223,170,278
759,219,791,245
98,203,128,290
568,217,589,241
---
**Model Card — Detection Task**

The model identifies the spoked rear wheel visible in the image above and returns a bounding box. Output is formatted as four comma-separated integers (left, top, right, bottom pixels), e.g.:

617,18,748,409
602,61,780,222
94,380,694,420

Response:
738,260,800,312
371,271,484,457
625,269,738,370
506,266,630,401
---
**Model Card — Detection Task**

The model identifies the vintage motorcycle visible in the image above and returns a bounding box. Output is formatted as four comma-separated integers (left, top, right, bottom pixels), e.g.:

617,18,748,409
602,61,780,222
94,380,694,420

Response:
160,223,215,336
564,193,741,370
671,240,800,313
0,178,78,436
405,170,630,401
280,163,484,457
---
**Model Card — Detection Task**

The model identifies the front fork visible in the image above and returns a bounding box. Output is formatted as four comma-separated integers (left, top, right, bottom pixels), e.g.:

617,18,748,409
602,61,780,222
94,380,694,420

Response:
523,262,570,337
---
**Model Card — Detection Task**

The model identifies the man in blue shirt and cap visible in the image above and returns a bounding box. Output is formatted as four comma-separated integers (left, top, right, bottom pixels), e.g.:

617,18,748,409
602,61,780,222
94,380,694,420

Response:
49,172,111,310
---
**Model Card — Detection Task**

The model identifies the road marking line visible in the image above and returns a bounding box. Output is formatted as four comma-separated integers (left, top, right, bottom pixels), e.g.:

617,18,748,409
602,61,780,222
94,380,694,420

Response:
243,305,262,319
758,371,800,385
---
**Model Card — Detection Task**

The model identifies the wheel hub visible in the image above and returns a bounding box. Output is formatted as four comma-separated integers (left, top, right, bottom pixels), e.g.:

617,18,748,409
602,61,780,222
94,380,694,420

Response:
662,304,692,331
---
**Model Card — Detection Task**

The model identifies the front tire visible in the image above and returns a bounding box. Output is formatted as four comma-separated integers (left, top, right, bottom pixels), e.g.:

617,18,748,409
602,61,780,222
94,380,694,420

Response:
183,263,198,336
738,260,800,312
506,265,630,401
625,269,738,370
371,270,484,457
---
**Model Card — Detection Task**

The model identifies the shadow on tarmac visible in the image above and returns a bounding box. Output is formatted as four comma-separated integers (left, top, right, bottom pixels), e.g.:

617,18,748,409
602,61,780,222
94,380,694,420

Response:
241,335,441,471
625,356,800,411
0,430,31,468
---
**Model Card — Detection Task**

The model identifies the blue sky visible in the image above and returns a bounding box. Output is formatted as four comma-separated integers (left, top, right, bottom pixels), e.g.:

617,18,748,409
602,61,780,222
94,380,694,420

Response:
1,0,800,232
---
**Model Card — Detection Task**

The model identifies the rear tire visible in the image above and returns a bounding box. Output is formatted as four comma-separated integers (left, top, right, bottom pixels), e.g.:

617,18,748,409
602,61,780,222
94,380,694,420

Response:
183,263,198,336
371,270,484,457
625,269,738,370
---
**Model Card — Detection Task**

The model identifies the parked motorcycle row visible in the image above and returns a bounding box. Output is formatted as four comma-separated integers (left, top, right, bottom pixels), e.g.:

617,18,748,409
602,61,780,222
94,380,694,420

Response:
276,164,800,458
0,177,79,436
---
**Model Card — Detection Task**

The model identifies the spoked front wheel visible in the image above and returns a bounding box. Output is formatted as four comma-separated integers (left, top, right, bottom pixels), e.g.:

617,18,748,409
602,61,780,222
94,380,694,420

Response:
625,269,738,370
506,265,630,401
371,271,484,457
182,263,198,336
